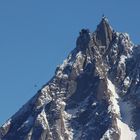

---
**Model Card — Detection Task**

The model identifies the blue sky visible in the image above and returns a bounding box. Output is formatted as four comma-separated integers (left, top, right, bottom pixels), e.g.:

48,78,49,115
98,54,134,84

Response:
0,0,140,125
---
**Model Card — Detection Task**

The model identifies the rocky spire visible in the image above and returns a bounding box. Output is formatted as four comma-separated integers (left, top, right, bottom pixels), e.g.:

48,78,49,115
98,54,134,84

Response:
95,16,113,46
76,29,91,51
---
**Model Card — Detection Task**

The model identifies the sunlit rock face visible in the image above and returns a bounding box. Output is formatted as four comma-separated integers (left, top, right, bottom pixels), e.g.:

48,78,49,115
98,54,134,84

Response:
1,17,140,140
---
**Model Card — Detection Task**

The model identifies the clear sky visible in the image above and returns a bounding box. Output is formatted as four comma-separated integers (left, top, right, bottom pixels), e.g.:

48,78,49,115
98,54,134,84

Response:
0,0,140,125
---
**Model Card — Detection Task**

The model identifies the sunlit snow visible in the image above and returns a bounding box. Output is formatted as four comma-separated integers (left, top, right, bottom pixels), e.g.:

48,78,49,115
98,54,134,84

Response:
106,79,136,140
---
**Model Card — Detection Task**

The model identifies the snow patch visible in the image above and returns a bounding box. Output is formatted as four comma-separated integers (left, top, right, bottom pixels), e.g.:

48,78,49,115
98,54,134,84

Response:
73,51,84,73
56,99,66,110
107,78,137,140
76,51,82,58
92,102,97,107
119,55,127,65
100,128,115,140
56,69,69,79
107,79,120,115
87,56,91,63
117,118,136,140
36,88,52,109
60,59,69,71
2,119,11,129
36,109,49,130
124,76,130,87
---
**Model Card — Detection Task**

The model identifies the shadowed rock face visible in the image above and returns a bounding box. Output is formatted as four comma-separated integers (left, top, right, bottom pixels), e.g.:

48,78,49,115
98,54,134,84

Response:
1,17,140,140
96,18,113,46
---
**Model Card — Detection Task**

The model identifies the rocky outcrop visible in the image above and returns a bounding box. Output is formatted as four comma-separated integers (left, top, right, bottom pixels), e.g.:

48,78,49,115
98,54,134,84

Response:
0,17,140,140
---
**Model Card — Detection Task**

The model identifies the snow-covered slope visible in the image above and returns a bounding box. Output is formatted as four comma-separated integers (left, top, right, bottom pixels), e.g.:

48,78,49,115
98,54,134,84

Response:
101,79,136,140
1,17,140,140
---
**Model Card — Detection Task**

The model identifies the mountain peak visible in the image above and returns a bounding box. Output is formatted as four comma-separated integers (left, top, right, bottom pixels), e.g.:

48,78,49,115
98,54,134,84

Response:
1,18,140,140
101,15,109,24
95,16,113,46
76,28,91,51
76,17,113,51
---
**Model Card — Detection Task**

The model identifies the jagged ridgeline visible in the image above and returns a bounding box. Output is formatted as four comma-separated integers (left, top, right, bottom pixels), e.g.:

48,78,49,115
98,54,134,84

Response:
1,17,140,140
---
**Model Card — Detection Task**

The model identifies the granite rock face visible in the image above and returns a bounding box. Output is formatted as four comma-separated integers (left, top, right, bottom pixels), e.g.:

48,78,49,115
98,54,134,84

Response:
1,17,140,140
